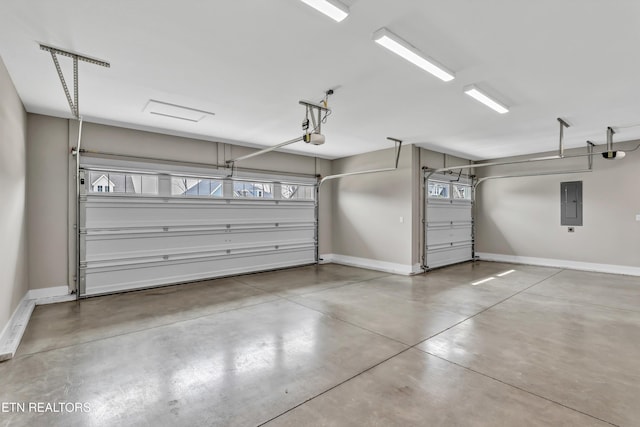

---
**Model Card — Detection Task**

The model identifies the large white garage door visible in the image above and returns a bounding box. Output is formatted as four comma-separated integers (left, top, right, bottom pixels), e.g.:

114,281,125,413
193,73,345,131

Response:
78,163,317,296
424,173,474,269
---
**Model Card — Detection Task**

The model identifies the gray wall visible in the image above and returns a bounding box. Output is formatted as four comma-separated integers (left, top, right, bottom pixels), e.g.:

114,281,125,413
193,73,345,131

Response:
476,141,640,268
330,146,414,266
27,115,69,290
0,57,28,331
27,116,333,289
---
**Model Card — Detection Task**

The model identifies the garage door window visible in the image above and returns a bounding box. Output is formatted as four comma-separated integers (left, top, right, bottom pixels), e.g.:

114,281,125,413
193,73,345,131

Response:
89,172,158,195
282,184,315,200
233,181,274,198
171,177,223,197
428,181,450,199
452,184,471,200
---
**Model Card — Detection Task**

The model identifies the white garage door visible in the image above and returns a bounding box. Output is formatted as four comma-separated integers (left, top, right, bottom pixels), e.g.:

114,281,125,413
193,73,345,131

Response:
424,173,474,269
78,162,317,296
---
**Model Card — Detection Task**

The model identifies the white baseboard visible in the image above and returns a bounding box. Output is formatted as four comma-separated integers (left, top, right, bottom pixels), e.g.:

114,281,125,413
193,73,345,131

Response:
0,294,35,362
318,254,333,264
476,253,640,277
0,285,73,362
412,263,425,275
28,286,75,305
319,253,419,276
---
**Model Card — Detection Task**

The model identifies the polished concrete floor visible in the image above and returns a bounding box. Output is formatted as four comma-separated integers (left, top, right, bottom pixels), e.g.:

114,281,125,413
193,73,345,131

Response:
1,261,639,426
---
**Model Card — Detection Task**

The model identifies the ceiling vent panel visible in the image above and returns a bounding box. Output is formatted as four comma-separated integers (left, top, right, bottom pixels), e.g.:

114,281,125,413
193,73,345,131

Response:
144,100,215,122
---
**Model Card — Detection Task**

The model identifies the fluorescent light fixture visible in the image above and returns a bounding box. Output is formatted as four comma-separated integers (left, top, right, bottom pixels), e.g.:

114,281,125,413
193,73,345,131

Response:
373,28,455,82
496,269,515,277
464,85,509,114
471,277,496,286
299,0,349,22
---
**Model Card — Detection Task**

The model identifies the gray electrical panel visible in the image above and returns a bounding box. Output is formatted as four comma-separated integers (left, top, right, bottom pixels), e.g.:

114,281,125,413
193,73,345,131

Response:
561,181,583,226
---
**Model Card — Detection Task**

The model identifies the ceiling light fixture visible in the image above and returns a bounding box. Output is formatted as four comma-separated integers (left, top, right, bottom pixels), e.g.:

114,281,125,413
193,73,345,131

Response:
299,0,349,22
373,28,455,82
464,85,509,114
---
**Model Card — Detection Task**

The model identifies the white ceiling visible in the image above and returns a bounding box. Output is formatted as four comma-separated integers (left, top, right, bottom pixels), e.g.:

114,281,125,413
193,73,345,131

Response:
1,0,640,160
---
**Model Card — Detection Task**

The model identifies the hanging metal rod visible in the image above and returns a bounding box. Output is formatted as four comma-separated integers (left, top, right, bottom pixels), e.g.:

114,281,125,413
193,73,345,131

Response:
587,141,595,169
49,51,78,118
471,141,596,189
75,148,320,179
475,169,592,189
424,121,588,186
388,137,403,168
320,167,398,186
606,127,615,152
433,144,639,174
558,117,570,158
74,118,83,297
319,138,403,187
225,136,304,165
432,122,640,175
429,118,572,173
434,155,559,173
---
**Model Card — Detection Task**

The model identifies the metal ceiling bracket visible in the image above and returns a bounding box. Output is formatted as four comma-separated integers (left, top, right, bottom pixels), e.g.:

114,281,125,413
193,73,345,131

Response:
557,118,570,158
49,52,77,118
40,44,111,67
299,100,330,135
40,44,110,119
586,141,595,170
606,127,615,152
387,137,403,168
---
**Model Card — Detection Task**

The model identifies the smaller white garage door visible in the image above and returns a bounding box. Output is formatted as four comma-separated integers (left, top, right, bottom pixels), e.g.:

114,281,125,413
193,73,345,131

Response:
425,173,474,269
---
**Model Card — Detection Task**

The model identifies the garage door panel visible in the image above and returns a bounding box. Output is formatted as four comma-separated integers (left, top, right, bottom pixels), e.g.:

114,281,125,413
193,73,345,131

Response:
83,226,315,262
84,199,315,229
82,246,316,296
427,204,472,223
425,244,473,269
426,225,473,246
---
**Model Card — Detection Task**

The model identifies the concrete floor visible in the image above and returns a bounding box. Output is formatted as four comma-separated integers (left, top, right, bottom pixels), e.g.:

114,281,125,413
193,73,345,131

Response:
1,261,639,426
